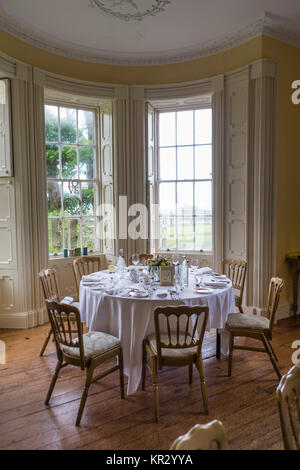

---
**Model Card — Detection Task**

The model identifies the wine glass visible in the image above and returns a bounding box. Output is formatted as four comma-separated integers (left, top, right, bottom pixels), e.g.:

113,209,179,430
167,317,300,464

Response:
191,258,199,272
132,254,139,266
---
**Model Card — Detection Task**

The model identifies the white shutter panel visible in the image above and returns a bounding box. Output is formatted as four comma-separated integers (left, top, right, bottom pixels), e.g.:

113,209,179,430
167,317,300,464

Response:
99,102,115,255
146,102,156,253
0,79,13,177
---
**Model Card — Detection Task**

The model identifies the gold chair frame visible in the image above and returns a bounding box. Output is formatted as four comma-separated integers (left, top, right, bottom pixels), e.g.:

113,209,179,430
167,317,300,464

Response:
276,365,300,450
170,420,229,450
226,277,284,379
222,259,247,313
73,255,108,294
142,305,209,422
39,268,62,357
44,300,124,426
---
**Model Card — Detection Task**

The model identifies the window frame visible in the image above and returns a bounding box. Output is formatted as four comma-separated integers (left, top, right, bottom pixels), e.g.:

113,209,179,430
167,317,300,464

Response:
153,104,213,255
45,100,102,258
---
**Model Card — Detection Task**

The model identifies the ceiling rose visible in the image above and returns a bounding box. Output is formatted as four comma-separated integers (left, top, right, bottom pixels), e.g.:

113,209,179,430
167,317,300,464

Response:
89,0,171,22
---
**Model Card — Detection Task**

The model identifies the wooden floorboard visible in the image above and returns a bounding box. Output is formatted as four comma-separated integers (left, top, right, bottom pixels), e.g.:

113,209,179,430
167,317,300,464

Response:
0,317,299,450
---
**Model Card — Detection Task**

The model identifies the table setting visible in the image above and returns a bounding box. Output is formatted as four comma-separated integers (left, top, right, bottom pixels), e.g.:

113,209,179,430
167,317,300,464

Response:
79,259,235,395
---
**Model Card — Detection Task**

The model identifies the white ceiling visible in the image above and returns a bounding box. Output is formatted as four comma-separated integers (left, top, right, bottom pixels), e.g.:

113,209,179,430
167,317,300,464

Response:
0,0,300,65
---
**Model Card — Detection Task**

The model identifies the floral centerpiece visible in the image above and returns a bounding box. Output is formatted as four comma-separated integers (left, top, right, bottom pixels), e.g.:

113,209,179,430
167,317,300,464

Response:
146,255,169,282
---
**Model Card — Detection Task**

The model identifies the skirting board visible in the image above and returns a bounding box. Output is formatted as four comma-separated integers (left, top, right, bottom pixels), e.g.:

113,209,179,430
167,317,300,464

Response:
0,308,47,329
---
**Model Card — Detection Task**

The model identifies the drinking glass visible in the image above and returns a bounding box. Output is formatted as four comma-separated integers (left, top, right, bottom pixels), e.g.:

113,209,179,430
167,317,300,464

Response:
132,254,139,266
191,258,199,271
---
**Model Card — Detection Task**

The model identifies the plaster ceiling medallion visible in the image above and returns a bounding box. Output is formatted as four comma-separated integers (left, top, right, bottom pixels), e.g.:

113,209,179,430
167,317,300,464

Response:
89,0,171,22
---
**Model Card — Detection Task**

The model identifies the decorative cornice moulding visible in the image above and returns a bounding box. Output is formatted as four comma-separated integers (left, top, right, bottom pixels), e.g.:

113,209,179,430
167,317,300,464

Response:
0,10,299,66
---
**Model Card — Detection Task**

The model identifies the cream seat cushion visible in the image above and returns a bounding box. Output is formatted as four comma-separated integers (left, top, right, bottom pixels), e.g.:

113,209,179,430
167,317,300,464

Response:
226,313,270,331
147,332,198,358
62,331,120,359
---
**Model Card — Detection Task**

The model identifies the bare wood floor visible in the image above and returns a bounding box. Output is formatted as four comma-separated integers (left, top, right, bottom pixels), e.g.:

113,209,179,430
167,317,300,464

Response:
0,318,299,450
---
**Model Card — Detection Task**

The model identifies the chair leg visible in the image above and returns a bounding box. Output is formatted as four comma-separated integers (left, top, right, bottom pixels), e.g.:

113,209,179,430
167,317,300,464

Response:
189,364,193,384
76,364,94,426
261,334,281,379
268,339,278,362
196,355,208,414
141,342,147,391
119,349,125,399
40,327,53,357
45,359,62,405
216,329,221,359
228,332,234,377
150,355,159,423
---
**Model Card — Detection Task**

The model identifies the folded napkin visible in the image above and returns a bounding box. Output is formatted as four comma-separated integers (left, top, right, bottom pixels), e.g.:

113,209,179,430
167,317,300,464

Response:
204,281,228,288
197,267,213,275
82,273,103,283
60,296,74,305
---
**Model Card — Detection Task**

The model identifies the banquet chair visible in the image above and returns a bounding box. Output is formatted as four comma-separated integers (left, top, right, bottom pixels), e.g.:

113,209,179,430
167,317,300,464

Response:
129,253,153,265
222,259,247,313
170,420,229,450
73,255,108,294
142,305,209,422
276,365,300,450
44,300,124,426
39,268,80,357
226,277,284,379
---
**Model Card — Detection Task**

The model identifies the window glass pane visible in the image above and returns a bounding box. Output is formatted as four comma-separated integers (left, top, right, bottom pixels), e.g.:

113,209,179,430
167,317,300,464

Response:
78,110,94,145
64,218,81,250
82,218,96,252
159,112,175,147
81,182,95,215
195,182,212,251
47,182,62,216
46,144,60,178
177,182,193,216
62,145,78,179
45,105,58,143
177,216,194,251
195,145,212,179
79,146,94,180
60,107,77,144
63,181,80,216
48,219,63,255
159,182,176,214
177,146,193,180
159,148,176,180
177,110,193,146
195,109,212,144
160,216,176,251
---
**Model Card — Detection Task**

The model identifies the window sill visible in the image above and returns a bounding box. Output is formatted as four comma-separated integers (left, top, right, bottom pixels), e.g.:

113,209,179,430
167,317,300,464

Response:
49,251,103,262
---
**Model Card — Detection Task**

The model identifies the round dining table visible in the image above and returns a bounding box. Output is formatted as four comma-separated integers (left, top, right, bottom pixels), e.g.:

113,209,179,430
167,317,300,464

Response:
79,270,235,395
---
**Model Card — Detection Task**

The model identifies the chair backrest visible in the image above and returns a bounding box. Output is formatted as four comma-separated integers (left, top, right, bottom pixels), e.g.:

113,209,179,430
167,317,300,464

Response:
154,305,209,369
39,268,61,302
265,277,284,333
129,253,153,265
276,365,300,450
45,300,85,370
222,259,247,298
73,255,108,292
170,420,229,450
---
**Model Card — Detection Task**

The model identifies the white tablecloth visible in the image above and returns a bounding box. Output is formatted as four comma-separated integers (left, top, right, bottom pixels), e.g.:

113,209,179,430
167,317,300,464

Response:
79,272,235,395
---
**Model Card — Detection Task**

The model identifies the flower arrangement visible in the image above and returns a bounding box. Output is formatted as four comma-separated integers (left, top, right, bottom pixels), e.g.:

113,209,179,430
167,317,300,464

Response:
146,255,169,267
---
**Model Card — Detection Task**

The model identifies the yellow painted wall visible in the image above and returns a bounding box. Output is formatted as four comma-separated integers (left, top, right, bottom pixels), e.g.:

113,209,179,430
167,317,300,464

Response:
262,36,300,304
0,28,299,307
0,29,262,85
